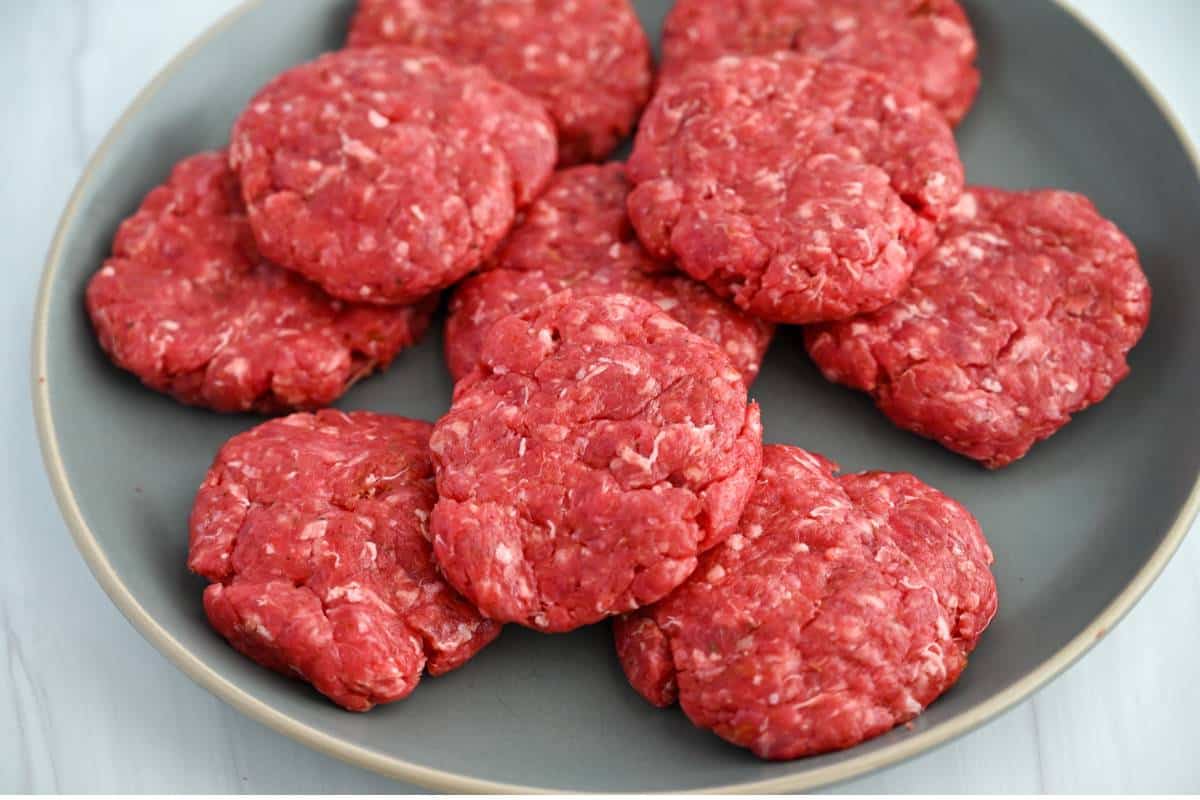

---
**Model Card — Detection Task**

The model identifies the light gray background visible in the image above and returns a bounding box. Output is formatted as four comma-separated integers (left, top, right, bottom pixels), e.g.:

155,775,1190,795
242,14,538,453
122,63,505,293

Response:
5,0,1200,793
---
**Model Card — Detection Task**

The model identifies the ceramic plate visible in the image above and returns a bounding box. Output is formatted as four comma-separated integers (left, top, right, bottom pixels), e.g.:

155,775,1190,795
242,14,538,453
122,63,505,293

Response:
33,0,1200,792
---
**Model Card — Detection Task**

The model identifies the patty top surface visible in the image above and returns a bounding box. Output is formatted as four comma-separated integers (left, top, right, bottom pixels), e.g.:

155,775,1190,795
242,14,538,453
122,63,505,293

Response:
806,187,1152,467
86,151,432,413
231,46,557,305
615,444,996,759
347,0,653,165
431,291,763,632
626,53,963,323
660,0,979,124
189,410,501,711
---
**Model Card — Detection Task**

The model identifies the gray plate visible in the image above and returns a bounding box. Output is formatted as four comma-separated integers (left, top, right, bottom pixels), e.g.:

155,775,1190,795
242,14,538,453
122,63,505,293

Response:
32,0,1200,792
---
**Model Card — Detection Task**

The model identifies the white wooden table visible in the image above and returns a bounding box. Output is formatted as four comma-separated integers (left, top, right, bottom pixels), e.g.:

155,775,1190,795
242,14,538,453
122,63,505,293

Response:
4,1,1199,792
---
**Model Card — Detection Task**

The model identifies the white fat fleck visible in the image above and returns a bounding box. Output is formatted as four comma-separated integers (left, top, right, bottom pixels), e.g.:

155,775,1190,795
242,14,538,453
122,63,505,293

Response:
299,519,328,540
367,108,389,128
518,438,527,457
619,430,666,474
224,357,249,380
341,133,378,163
587,324,619,343
495,544,514,565
973,232,1009,247
705,564,726,583
858,593,886,610
753,168,785,193
326,582,366,603
402,59,423,74
576,361,611,382
952,193,979,219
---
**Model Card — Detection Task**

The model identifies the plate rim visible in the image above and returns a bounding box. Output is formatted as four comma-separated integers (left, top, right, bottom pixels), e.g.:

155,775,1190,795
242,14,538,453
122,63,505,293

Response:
30,0,1200,792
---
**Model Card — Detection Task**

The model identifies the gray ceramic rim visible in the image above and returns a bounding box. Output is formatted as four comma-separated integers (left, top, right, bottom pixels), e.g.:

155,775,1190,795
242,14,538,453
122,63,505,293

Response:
31,0,1200,793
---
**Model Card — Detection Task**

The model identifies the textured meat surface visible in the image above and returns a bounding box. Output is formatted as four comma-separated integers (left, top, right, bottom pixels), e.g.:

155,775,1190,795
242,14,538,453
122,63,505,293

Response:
230,47,557,305
660,0,979,125
626,53,963,324
614,445,997,760
189,410,501,711
347,0,652,165
806,188,1152,468
85,152,433,413
444,164,775,385
430,292,763,633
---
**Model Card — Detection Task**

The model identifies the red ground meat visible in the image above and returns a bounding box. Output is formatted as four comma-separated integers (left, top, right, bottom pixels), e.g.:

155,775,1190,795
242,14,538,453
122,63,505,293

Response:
85,152,433,413
230,47,557,305
444,163,775,385
430,292,763,633
806,187,1152,468
347,0,652,165
626,53,963,324
189,410,501,711
660,0,979,125
615,444,997,760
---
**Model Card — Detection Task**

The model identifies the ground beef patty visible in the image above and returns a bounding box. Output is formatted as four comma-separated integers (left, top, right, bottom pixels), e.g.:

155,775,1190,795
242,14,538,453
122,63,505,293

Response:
347,0,652,166
86,152,433,413
806,188,1152,468
626,53,963,325
230,47,557,305
189,410,501,711
444,164,775,385
615,444,997,760
430,292,763,633
660,0,979,125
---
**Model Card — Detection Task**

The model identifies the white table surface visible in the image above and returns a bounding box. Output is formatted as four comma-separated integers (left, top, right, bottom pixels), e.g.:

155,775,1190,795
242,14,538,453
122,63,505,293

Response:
4,0,1199,793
